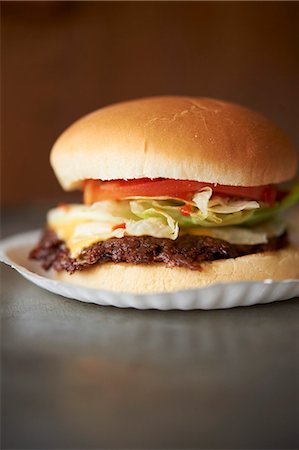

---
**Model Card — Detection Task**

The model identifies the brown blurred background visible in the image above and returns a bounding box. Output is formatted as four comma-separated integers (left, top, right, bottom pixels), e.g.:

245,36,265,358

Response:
2,1,299,207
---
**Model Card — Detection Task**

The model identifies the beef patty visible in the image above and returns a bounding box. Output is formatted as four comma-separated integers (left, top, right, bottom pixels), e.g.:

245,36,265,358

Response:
30,229,288,273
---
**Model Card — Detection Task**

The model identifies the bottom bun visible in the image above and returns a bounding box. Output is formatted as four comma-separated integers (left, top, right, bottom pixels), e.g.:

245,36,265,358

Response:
55,246,299,294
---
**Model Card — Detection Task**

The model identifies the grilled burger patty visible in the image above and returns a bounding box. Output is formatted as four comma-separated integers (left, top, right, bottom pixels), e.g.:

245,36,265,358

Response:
30,229,289,273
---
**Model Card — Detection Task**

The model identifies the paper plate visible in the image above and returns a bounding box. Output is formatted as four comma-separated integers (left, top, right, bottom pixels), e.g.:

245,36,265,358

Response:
0,230,298,310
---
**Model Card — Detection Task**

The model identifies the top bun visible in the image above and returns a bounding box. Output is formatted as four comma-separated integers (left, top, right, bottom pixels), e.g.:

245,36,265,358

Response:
50,96,298,190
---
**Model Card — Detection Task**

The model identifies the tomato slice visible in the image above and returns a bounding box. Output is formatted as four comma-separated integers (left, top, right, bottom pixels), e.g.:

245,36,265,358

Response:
84,179,206,203
84,178,277,205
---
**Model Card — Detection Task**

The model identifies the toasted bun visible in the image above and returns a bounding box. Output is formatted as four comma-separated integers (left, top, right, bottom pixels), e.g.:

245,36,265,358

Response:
50,96,298,191
55,246,299,294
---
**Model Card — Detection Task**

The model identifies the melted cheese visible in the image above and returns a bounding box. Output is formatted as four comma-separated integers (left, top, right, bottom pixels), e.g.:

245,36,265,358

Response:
49,218,124,257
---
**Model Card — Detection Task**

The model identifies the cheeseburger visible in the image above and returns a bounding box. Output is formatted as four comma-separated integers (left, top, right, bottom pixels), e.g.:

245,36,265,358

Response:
30,96,299,293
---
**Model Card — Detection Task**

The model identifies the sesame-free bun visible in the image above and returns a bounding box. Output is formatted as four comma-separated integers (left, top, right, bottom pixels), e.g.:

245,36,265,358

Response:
55,246,299,294
50,96,298,191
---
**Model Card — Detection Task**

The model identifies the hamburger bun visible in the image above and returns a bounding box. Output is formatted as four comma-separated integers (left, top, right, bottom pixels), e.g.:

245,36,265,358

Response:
55,246,299,294
50,96,297,190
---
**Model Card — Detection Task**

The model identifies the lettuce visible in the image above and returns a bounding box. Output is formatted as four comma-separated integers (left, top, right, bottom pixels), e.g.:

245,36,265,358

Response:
245,182,299,226
128,182,299,228
48,183,299,253
126,217,178,239
129,190,259,228
207,219,286,245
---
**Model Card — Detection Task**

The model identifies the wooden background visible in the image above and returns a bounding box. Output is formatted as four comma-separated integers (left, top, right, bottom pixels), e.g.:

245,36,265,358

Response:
2,1,299,206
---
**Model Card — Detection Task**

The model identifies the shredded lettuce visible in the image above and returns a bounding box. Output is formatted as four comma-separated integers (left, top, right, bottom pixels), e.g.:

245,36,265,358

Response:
206,219,286,245
72,217,178,241
129,190,259,228
245,182,299,226
126,217,178,239
127,183,299,228
192,187,213,217
48,183,299,254
129,201,179,238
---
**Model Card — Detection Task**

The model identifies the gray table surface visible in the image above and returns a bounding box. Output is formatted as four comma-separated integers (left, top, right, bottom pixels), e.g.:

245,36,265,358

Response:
1,205,299,449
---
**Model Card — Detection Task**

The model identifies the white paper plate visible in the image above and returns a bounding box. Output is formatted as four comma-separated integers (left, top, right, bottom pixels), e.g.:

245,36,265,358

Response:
0,230,299,310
